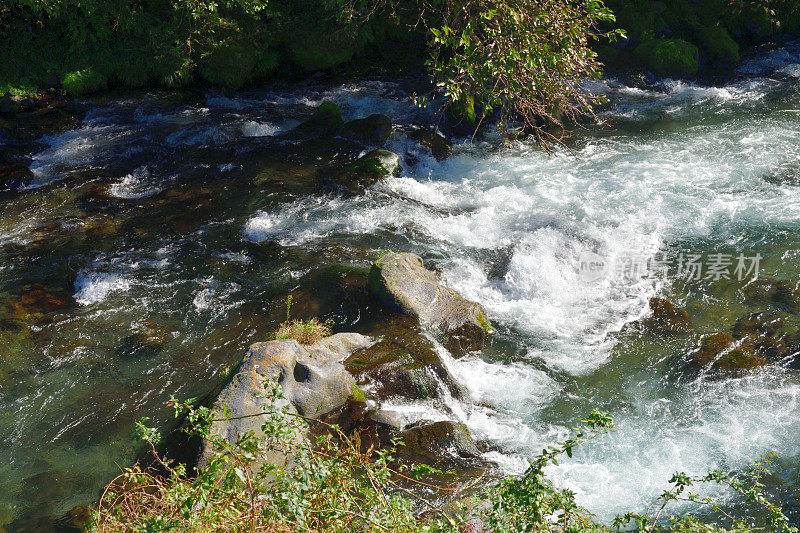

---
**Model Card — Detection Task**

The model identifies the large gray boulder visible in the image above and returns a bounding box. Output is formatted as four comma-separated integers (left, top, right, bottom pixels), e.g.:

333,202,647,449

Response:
369,252,492,354
199,334,371,469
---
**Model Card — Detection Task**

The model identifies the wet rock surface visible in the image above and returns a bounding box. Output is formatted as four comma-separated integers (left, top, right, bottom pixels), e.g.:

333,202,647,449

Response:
369,252,491,355
395,420,481,465
346,314,469,403
409,127,452,161
343,113,392,146
693,332,767,371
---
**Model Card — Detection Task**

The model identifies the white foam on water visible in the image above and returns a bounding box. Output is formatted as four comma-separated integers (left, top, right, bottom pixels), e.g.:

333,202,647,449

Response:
240,57,800,524
29,125,134,186
107,166,161,199
74,271,132,306
241,120,284,137
543,370,800,522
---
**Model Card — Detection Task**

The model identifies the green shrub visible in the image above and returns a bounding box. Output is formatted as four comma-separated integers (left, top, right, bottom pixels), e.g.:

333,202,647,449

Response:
698,25,740,68
61,68,107,96
286,29,361,70
93,397,797,533
634,38,700,77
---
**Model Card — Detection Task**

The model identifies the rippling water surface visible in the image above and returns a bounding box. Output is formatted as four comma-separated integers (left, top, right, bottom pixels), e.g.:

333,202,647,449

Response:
2,44,800,530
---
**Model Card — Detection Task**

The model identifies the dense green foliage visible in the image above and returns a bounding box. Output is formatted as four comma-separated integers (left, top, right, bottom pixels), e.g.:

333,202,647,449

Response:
3,0,799,138
421,0,621,143
602,0,800,75
0,0,382,92
92,391,797,532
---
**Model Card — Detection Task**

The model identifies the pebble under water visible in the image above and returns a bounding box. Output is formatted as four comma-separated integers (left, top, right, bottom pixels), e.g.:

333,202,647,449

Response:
2,44,800,530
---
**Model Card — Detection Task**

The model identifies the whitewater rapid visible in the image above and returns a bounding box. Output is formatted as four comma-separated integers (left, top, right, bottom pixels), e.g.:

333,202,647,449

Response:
244,43,800,520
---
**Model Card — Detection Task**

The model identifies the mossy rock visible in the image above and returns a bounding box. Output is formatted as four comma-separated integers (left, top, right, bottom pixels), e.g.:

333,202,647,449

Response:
369,252,490,355
447,94,477,134
294,100,344,137
344,314,469,402
697,25,740,69
396,420,480,465
694,332,766,371
634,38,699,77
198,39,257,90
286,30,359,70
61,68,107,97
322,149,400,194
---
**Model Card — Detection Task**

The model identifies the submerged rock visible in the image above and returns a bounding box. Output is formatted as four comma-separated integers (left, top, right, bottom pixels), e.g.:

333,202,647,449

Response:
647,297,691,333
55,504,93,532
369,252,491,355
742,278,800,311
0,155,33,191
732,312,785,339
694,332,766,371
199,335,369,469
343,113,392,146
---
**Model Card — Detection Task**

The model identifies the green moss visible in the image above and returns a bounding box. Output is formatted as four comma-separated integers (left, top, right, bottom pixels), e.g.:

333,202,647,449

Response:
476,311,494,335
286,30,359,70
350,383,366,403
294,100,343,136
447,94,477,127
198,39,256,89
62,68,107,96
634,38,699,77
698,25,740,67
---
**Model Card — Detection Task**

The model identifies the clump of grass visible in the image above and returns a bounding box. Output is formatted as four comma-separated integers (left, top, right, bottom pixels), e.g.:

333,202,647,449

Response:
274,318,331,345
273,295,331,345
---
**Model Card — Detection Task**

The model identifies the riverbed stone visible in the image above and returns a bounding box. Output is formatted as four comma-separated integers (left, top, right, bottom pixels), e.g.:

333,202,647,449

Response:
199,335,368,469
343,114,392,145
409,127,452,161
345,314,469,402
647,297,691,332
694,332,766,371
369,252,491,355
742,278,800,311
732,312,785,339
396,420,480,464
293,100,344,137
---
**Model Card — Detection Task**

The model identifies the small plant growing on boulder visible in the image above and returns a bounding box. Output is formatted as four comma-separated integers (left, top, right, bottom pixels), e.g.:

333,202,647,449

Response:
273,295,332,345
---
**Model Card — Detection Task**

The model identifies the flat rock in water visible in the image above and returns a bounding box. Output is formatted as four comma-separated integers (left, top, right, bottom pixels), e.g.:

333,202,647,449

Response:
369,252,491,355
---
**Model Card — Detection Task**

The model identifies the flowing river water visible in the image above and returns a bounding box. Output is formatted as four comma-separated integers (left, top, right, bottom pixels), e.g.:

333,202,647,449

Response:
2,43,800,530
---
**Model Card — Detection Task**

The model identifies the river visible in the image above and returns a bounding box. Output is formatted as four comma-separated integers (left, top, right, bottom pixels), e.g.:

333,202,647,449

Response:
1,43,800,531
